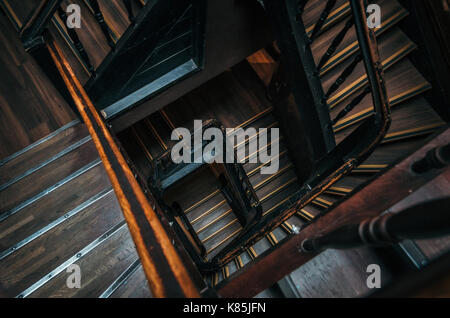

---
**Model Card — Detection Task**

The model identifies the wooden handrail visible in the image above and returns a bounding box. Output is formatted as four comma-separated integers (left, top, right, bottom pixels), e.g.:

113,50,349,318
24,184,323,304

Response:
45,32,201,298
301,197,450,253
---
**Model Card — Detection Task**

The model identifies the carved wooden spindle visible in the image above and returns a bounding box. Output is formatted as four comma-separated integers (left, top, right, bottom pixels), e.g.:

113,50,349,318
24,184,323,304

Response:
57,6,95,74
324,53,363,101
412,144,450,174
317,17,354,70
309,0,337,42
301,198,450,253
88,0,115,48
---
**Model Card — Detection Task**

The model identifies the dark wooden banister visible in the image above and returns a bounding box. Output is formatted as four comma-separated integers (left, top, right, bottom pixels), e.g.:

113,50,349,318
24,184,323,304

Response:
301,197,450,253
45,32,203,298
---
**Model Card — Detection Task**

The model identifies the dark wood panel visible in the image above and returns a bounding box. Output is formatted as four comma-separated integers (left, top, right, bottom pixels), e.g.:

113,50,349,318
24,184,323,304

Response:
110,264,152,298
290,247,393,297
388,169,450,261
0,13,75,160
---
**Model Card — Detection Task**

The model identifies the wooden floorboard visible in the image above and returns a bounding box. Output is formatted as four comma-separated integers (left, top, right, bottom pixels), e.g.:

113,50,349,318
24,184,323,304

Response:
0,190,124,296
0,139,98,213
29,225,138,298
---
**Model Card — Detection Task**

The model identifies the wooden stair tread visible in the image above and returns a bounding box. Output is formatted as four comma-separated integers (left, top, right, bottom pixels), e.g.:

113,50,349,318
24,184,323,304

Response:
323,27,416,108
359,137,427,168
97,0,131,39
312,0,408,75
336,96,445,144
28,225,138,297
0,190,124,297
302,0,350,36
0,163,110,252
331,58,431,132
0,121,86,185
0,139,99,214
109,264,152,298
326,175,369,195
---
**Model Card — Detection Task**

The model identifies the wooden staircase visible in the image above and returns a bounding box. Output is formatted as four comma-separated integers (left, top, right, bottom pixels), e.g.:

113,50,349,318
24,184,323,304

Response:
0,0,448,297
115,0,447,289
0,119,151,297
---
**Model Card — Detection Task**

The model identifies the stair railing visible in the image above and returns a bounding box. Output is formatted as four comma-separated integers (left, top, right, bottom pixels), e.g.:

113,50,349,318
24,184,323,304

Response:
209,0,391,268
45,31,207,298
300,197,450,253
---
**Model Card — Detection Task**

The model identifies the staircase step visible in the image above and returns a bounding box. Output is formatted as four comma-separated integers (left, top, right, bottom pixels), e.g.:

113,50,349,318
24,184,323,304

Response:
336,96,446,144
303,0,351,37
331,58,431,133
0,163,109,254
289,247,394,297
97,0,131,38
28,225,138,298
313,0,408,76
0,120,85,184
326,175,369,196
357,137,426,171
0,139,99,214
109,263,152,298
324,27,416,109
0,190,124,297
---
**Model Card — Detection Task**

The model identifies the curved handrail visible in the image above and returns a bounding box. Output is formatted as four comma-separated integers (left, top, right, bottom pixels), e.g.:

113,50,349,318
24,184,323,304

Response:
211,0,391,267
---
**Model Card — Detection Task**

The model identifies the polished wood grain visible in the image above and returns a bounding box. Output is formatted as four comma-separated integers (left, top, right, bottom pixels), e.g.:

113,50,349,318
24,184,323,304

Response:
29,225,138,297
0,163,110,251
110,264,152,298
